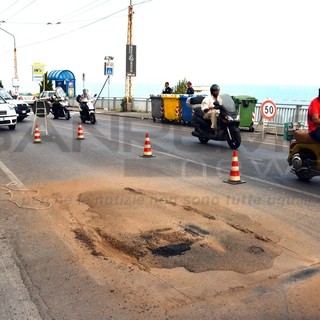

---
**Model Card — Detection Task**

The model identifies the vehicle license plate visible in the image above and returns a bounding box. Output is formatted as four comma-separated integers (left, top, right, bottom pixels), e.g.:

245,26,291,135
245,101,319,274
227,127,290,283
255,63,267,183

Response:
22,110,26,113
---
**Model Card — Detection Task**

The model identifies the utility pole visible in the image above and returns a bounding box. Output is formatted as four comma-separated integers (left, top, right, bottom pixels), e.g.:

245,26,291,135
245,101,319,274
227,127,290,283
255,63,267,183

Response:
0,27,19,94
125,0,133,111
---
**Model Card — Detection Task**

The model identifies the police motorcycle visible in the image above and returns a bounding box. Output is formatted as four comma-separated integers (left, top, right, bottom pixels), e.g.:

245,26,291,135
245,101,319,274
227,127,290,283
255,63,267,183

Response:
76,94,96,124
187,93,241,149
287,124,320,181
50,87,70,120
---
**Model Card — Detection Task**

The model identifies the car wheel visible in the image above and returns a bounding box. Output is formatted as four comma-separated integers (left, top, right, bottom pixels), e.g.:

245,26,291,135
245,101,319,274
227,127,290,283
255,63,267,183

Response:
9,124,16,130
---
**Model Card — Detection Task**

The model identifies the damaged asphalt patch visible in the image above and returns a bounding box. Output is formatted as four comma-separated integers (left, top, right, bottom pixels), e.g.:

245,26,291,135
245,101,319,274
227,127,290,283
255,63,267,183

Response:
76,187,282,274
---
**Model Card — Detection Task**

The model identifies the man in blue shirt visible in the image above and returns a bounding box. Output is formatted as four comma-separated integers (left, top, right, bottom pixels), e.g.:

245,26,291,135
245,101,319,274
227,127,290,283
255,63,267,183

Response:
162,82,173,94
186,81,194,95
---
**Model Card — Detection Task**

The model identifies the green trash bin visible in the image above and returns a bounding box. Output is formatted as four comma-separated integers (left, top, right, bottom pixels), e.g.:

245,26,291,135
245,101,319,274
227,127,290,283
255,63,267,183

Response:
232,95,257,131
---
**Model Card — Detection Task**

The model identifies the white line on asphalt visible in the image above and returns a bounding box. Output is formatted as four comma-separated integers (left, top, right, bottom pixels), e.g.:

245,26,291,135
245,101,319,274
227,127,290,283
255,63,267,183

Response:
0,161,24,188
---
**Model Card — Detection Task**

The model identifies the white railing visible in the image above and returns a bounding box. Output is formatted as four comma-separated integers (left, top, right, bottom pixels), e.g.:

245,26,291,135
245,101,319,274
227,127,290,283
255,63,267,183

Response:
254,102,308,126
69,97,309,126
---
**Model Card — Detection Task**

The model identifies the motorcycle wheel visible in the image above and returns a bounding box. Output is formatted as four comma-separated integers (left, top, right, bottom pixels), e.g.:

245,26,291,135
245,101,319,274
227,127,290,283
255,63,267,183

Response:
90,113,96,124
65,109,70,120
227,127,241,149
198,137,209,144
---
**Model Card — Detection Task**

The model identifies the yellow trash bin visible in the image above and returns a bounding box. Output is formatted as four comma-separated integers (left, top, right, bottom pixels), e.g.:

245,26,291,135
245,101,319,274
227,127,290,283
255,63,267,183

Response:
161,94,182,123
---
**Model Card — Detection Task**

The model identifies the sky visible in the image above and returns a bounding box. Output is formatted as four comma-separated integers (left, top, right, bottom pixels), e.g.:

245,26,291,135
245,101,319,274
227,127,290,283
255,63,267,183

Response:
0,0,319,99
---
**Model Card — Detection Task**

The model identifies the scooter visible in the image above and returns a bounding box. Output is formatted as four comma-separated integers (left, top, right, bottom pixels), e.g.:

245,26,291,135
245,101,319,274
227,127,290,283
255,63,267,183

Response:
78,98,96,124
50,97,70,120
187,93,241,149
287,129,320,180
48,87,70,120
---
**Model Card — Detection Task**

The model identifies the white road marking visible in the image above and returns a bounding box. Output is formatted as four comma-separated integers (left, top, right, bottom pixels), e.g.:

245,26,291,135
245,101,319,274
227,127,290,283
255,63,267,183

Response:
0,161,24,188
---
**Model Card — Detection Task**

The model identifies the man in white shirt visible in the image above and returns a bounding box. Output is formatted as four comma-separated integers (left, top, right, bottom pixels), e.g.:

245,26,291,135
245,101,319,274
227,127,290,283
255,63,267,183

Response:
201,84,222,129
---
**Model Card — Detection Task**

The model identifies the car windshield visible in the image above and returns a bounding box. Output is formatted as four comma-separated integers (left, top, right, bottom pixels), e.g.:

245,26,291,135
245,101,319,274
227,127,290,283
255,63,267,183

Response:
40,91,55,98
0,96,7,104
0,89,13,100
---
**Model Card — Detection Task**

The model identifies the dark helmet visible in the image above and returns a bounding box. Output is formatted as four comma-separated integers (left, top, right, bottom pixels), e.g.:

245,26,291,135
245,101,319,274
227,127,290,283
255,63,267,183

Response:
210,84,220,95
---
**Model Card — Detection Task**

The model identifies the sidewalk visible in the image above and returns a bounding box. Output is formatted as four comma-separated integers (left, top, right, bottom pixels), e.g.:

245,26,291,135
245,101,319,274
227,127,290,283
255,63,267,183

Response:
96,109,153,120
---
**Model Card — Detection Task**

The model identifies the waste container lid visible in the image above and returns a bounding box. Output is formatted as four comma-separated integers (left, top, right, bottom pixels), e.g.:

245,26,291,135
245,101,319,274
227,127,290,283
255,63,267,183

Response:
232,95,257,102
161,94,180,99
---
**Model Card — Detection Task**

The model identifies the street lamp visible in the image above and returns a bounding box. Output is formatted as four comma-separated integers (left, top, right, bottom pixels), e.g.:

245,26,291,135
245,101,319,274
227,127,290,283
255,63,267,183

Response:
0,27,19,94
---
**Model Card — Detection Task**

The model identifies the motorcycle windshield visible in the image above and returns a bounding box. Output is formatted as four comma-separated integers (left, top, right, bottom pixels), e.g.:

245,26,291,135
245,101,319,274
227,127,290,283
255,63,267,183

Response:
220,93,237,112
55,87,67,99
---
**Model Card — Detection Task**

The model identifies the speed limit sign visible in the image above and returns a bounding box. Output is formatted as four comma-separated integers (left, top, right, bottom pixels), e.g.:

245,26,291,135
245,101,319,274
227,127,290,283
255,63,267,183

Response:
260,100,277,120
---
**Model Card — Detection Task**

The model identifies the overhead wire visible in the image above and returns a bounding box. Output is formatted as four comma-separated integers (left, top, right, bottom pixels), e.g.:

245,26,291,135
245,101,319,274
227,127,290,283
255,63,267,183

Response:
57,0,113,22
1,0,37,21
1,0,151,50
18,6,128,49
0,0,21,16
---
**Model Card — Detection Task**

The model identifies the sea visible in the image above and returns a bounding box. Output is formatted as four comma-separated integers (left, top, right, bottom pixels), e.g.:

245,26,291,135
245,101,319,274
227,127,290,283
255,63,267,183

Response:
115,83,319,105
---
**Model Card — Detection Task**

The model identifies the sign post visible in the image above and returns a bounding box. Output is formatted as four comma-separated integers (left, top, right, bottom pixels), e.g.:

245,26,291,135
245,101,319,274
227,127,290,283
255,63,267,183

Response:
255,99,278,138
104,56,114,110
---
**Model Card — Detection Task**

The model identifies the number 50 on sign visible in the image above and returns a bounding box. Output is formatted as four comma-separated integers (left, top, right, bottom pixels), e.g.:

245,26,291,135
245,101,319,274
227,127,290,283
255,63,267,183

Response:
260,100,277,120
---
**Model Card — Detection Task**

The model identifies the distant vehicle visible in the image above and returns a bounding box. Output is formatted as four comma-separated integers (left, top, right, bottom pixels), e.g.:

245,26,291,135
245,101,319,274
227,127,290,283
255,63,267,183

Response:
39,91,56,101
0,96,17,130
0,88,30,122
18,92,36,106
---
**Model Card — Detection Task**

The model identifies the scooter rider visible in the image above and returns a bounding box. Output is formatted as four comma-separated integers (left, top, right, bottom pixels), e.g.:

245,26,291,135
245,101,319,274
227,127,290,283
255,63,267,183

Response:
80,88,91,111
307,89,320,143
201,84,223,130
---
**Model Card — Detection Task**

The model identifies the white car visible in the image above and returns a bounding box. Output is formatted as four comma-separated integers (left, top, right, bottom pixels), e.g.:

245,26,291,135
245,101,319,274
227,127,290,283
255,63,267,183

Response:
0,88,30,122
18,92,36,106
0,96,17,130
39,91,56,101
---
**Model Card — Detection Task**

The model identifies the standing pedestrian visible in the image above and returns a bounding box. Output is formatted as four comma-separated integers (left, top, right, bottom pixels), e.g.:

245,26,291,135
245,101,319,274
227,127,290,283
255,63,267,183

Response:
162,82,173,94
186,81,194,95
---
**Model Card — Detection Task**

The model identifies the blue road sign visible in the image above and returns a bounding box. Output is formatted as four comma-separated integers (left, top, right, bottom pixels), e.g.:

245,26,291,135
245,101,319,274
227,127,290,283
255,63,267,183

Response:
106,67,113,75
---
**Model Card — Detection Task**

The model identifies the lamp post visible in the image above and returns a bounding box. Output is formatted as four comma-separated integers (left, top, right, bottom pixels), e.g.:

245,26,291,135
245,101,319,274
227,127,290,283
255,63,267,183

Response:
0,27,19,94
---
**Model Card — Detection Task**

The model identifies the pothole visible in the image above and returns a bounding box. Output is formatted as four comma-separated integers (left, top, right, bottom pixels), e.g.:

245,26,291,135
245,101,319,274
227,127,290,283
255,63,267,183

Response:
76,188,282,274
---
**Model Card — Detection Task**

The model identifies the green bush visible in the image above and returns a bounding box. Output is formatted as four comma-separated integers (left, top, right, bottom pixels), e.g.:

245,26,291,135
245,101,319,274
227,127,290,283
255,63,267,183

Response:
173,78,188,94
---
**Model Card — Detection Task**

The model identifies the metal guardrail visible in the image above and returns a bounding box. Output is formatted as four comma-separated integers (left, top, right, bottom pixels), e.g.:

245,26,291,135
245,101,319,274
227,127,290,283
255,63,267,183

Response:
69,97,310,126
254,102,309,126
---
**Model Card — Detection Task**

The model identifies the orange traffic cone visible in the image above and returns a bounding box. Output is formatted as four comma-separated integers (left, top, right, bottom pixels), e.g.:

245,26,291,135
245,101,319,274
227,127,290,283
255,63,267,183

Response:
224,151,245,184
77,123,85,140
140,133,155,158
33,124,41,143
